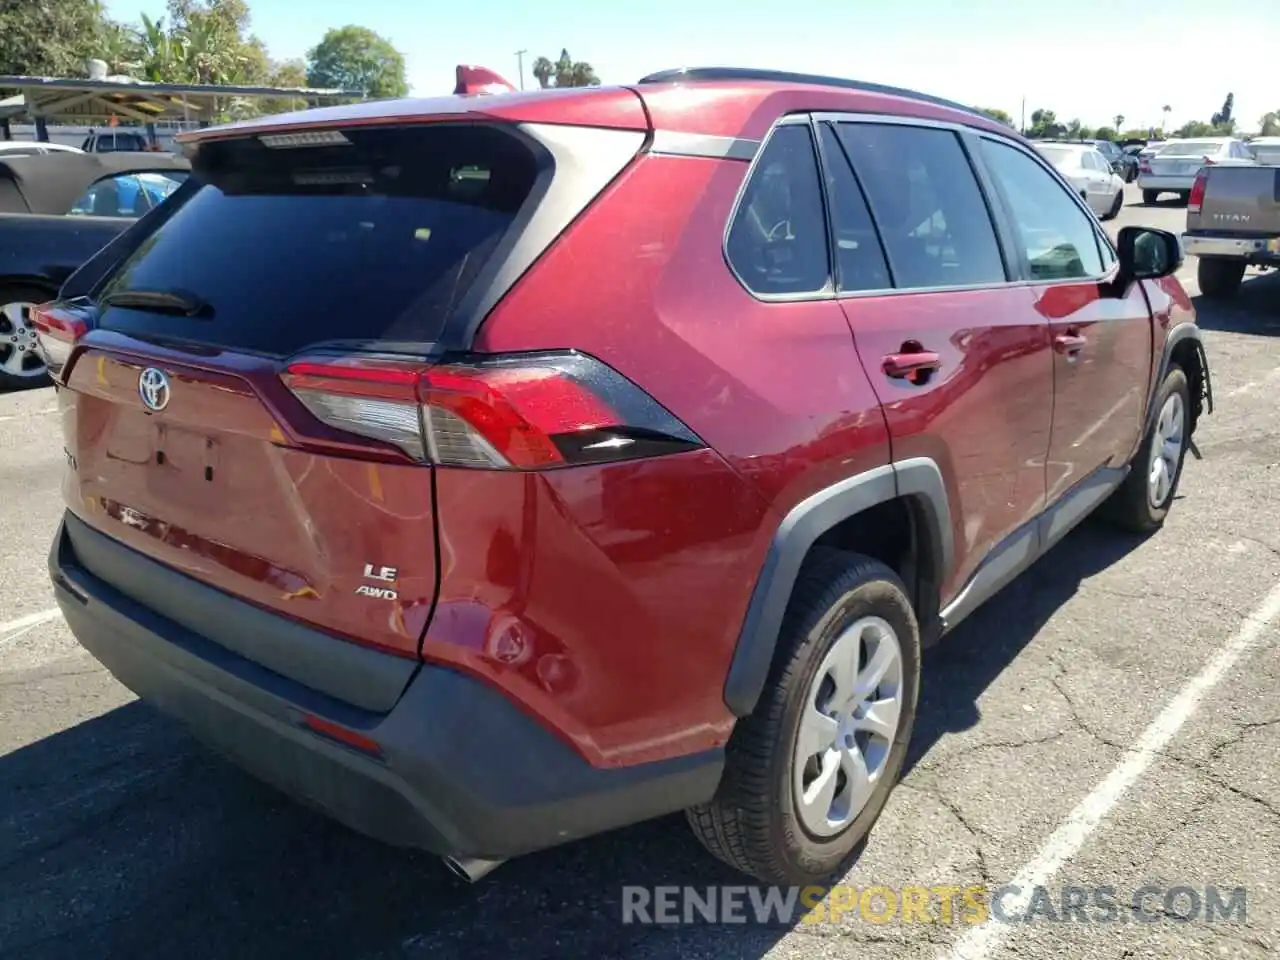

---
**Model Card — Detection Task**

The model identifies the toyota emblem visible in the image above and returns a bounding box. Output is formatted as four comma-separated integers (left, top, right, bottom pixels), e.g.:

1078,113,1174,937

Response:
138,367,171,412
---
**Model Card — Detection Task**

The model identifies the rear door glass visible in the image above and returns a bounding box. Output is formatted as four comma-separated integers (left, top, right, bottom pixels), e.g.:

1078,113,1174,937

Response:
95,124,540,355
835,122,1006,290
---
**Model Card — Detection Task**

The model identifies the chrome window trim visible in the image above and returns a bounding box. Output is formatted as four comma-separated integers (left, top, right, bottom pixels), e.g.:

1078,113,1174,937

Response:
720,109,1128,304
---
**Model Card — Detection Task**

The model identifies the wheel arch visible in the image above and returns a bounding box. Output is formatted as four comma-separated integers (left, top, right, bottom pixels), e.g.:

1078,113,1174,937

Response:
0,276,59,302
1152,322,1212,437
722,458,954,717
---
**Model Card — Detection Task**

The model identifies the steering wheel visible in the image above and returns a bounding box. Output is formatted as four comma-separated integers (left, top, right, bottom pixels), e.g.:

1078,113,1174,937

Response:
765,219,794,242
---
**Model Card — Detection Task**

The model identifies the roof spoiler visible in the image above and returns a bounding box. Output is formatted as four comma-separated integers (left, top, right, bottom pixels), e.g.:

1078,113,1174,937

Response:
454,65,518,96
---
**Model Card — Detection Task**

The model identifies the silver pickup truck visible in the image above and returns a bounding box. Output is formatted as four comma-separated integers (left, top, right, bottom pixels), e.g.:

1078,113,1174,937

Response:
1182,163,1280,299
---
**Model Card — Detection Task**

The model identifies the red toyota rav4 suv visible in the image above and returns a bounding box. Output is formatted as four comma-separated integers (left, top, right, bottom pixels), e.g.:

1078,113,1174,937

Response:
38,66,1212,887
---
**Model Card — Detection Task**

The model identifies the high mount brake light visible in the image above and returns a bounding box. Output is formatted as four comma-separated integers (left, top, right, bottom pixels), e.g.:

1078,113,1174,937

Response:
281,352,704,470
31,304,89,380
1188,169,1209,214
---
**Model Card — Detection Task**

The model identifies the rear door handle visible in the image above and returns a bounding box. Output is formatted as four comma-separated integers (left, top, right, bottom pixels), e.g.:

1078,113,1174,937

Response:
882,351,942,378
1053,334,1087,355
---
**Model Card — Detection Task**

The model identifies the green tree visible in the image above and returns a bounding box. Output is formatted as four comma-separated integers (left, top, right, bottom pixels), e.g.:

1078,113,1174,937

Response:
1027,108,1064,139
1261,112,1280,136
978,107,1014,127
306,25,407,98
255,58,308,114
0,0,111,77
1093,126,1117,141
531,49,599,89
1175,120,1217,138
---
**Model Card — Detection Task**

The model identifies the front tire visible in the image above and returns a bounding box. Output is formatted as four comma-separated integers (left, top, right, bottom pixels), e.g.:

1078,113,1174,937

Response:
1197,258,1245,300
1103,366,1191,533
687,550,920,885
1103,188,1123,221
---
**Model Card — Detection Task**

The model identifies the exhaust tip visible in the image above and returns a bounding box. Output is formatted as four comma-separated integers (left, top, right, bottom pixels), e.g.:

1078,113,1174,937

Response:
443,855,506,883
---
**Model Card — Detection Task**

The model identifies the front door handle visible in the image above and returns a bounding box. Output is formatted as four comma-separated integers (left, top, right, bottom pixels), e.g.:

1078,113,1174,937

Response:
883,351,942,378
1053,333,1087,355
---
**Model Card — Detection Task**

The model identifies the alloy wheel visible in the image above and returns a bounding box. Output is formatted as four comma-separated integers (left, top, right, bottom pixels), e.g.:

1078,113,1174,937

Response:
793,615,904,838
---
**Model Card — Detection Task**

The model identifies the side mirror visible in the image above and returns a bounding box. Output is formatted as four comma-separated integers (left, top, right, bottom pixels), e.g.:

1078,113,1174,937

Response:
1116,225,1182,282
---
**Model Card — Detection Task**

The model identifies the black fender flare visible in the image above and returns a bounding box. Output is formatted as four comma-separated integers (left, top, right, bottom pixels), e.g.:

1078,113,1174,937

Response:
722,457,954,717
1145,322,1213,437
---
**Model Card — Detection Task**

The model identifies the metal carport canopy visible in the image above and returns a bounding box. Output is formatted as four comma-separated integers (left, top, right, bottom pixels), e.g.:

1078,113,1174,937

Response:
0,75,364,137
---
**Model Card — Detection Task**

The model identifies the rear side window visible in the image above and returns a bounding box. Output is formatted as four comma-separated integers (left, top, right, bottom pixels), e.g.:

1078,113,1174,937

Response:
835,123,1006,290
979,139,1104,281
96,124,540,355
726,123,830,296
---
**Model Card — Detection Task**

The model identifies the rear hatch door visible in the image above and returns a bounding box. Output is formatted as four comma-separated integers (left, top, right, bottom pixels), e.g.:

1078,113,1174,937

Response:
57,122,545,669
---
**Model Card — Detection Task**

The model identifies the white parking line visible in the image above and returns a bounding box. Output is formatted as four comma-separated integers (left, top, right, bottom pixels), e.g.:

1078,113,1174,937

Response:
0,607,62,646
944,577,1280,960
0,406,57,424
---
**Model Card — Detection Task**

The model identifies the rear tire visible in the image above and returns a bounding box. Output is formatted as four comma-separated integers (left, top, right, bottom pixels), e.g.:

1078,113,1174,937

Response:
686,550,920,885
1103,366,1191,533
1177,191,1191,206
1142,189,1159,204
1197,258,1245,300
0,284,54,391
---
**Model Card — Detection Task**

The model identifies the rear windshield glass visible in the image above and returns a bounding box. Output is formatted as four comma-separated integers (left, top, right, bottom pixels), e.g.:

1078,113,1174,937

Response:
1158,141,1221,157
96,124,540,356
1033,145,1076,167
1251,143,1280,164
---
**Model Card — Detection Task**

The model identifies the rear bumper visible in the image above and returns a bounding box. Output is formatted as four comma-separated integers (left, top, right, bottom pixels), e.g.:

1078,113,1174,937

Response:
49,514,723,860
1138,175,1194,192
1182,232,1280,263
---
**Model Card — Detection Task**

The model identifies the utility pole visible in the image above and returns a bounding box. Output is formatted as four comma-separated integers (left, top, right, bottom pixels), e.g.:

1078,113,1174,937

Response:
1020,96,1026,136
515,49,527,90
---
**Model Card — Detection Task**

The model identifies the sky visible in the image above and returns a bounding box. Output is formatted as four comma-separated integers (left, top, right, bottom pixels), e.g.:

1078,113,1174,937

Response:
103,0,1279,133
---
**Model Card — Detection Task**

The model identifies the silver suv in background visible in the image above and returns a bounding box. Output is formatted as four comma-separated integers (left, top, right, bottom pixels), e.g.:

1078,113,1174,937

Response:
1139,137,1254,205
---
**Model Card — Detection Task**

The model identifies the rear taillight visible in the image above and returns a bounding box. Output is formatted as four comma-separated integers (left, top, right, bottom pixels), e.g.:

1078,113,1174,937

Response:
1188,169,1209,214
281,352,704,470
31,304,89,381
1139,157,1152,173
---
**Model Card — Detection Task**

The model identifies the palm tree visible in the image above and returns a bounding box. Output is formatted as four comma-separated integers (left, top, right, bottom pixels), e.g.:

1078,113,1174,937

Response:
530,50,600,89
97,21,142,76
137,14,182,82
1162,104,1171,134
531,56,553,89
1113,114,1124,131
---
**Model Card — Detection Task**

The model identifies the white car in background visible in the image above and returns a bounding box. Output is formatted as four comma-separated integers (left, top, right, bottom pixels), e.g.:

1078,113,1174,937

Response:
0,142,84,158
1137,137,1254,204
1031,142,1125,220
1246,137,1280,164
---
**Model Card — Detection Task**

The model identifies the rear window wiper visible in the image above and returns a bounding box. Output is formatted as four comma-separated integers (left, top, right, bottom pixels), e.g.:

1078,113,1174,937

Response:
99,289,210,317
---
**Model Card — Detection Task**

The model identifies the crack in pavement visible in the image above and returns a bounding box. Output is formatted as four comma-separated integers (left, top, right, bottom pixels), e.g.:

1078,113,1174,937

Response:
899,782,994,888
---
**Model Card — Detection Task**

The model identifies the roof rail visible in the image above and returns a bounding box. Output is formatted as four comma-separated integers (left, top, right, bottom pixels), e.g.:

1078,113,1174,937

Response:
636,67,993,124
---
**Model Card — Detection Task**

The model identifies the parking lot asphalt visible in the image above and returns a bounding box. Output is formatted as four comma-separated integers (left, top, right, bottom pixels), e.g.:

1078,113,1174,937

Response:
2,182,1279,960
